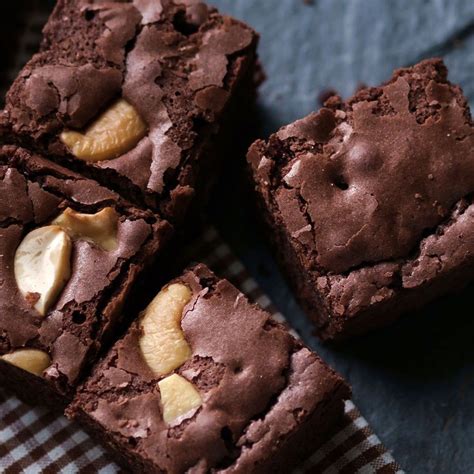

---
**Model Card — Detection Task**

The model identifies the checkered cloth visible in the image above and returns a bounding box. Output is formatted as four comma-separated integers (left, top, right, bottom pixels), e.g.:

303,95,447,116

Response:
0,228,403,473
0,5,403,472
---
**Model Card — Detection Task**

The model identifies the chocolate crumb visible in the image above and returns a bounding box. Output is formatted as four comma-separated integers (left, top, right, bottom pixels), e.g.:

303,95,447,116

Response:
25,292,41,307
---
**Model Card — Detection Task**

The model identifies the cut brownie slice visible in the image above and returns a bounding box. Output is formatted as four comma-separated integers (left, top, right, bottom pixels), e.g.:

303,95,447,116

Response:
247,59,474,341
67,264,350,473
1,0,260,224
0,145,172,407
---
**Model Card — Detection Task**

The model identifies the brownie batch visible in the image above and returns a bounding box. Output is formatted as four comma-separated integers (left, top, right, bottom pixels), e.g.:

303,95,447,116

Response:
0,0,473,472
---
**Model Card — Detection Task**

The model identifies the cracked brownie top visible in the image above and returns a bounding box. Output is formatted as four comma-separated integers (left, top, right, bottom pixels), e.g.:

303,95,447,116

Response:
68,264,349,473
1,0,258,217
0,145,172,396
249,59,473,276
247,59,474,337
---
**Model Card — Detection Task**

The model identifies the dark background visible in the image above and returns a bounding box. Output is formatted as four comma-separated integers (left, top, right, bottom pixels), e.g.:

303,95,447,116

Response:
1,1,473,472
208,1,474,473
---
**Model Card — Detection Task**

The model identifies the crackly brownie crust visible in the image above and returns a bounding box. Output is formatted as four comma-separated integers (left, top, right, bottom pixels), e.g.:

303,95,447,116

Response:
0,0,259,223
0,145,172,404
67,264,350,473
248,59,474,341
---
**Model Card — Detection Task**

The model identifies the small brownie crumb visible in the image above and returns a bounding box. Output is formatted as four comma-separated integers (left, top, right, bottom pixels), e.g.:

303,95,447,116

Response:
318,88,339,107
247,59,474,341
67,264,350,473
0,0,260,224
0,145,172,406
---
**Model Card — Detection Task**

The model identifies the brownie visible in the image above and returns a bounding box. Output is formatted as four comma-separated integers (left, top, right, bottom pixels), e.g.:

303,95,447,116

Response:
0,145,172,407
247,59,474,341
67,264,350,473
0,0,260,224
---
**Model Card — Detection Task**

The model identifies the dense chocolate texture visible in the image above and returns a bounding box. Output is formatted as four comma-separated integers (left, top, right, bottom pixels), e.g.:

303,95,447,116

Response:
1,0,259,223
248,59,474,341
0,145,172,405
67,264,350,473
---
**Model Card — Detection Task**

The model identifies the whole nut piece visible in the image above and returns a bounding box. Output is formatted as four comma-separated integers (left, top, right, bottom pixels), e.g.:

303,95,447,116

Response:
14,225,72,316
139,283,193,376
60,99,147,162
1,349,51,376
52,207,119,251
158,374,202,425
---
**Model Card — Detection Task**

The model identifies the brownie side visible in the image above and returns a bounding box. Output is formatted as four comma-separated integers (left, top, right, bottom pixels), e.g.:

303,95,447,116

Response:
247,59,474,341
0,145,173,405
1,0,259,224
67,264,350,473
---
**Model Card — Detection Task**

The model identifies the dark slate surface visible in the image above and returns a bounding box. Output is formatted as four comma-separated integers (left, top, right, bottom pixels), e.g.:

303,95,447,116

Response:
209,1,474,472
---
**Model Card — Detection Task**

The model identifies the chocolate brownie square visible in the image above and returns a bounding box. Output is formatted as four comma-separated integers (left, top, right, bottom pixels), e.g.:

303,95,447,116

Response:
0,145,172,407
67,264,350,473
1,0,260,224
247,59,474,341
